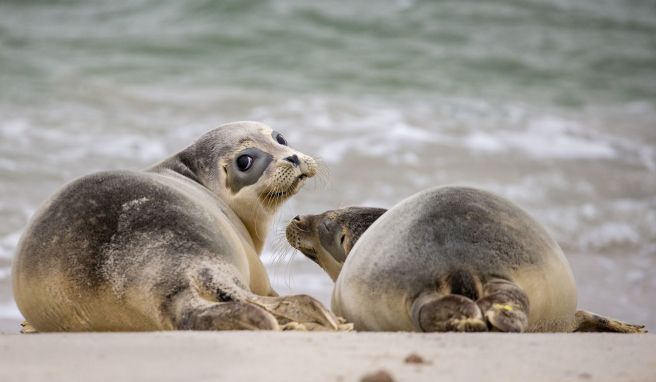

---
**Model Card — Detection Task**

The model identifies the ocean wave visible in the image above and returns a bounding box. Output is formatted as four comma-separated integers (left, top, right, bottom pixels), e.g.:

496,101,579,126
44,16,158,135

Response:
463,117,617,159
249,96,649,164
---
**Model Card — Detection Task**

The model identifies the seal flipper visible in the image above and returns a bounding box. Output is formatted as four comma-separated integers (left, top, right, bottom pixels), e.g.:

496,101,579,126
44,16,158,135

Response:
20,321,38,334
249,294,340,331
410,292,488,332
177,300,280,331
167,284,280,331
574,310,646,333
171,266,340,331
476,279,529,332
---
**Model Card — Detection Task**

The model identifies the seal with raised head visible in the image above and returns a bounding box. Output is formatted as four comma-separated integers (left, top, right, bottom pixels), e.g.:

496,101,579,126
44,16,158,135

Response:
286,186,645,333
13,121,340,332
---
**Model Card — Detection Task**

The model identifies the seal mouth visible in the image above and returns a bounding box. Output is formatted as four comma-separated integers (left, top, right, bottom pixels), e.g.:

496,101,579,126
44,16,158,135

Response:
263,174,307,200
297,247,319,263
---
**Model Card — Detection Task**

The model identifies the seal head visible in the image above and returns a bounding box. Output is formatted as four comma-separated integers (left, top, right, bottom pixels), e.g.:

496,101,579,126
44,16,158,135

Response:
155,121,318,252
286,207,386,280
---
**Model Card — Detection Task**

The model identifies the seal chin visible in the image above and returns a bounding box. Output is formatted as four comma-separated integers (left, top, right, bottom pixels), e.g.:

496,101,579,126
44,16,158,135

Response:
298,247,319,263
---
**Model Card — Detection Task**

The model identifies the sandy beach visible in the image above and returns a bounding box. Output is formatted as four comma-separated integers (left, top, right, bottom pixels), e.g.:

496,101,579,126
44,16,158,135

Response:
0,332,654,382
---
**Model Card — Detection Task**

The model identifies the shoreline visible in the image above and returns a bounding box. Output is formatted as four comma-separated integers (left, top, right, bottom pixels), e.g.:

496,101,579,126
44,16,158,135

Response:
1,332,654,382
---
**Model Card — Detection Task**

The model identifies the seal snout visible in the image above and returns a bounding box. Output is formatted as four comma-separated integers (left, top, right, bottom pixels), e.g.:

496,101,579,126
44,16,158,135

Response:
285,215,319,261
284,154,301,167
288,214,311,232
295,154,317,179
285,215,308,247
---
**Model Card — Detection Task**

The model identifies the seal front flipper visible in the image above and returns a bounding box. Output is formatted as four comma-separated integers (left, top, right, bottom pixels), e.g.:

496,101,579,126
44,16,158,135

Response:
574,310,646,333
476,278,529,332
410,292,488,332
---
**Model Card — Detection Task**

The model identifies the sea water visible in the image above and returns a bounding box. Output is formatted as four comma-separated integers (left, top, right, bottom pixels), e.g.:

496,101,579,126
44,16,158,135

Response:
0,0,654,331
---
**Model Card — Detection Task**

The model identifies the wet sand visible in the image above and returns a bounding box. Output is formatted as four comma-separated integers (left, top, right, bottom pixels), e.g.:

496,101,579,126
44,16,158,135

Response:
0,332,653,382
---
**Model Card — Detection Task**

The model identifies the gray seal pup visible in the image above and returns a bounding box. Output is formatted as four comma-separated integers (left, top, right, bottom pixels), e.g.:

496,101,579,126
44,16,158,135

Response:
286,186,645,333
13,121,341,332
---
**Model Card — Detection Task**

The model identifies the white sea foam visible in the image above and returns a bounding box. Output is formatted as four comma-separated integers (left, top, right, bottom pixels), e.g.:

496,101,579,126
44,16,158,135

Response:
579,223,642,251
463,117,617,159
252,96,631,168
463,132,505,153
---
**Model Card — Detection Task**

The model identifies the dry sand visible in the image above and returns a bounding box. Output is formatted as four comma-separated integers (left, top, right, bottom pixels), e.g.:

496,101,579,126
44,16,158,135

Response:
0,332,654,382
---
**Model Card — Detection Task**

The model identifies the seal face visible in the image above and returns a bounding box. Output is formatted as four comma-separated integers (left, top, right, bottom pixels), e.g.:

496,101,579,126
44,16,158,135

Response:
286,186,645,333
12,121,342,332
286,207,386,281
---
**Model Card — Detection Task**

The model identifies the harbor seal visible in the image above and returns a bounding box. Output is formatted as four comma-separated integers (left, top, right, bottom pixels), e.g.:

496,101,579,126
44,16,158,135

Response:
13,121,340,332
286,186,645,333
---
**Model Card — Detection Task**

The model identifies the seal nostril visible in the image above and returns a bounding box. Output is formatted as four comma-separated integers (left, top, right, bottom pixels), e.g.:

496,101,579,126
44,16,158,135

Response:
285,154,300,167
293,215,301,222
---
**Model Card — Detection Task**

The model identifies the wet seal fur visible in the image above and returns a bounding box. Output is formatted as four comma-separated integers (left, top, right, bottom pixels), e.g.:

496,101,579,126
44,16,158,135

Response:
13,121,342,332
287,186,646,333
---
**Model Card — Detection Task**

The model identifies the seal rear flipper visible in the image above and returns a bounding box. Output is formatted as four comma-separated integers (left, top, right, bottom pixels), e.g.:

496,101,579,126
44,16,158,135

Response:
177,301,280,331
20,321,37,334
410,292,488,332
574,310,646,333
476,279,529,332
166,286,280,331
189,266,340,331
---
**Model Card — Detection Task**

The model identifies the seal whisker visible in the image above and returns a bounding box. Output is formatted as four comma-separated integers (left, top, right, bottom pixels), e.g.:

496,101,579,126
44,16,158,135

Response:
311,156,331,190
288,221,310,233
282,247,298,290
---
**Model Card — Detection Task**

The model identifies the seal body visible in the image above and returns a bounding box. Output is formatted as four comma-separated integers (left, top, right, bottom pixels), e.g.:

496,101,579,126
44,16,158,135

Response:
288,186,645,333
13,121,340,332
333,187,577,332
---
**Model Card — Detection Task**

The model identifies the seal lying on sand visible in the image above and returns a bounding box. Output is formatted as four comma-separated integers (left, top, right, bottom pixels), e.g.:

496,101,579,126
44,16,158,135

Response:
13,121,340,332
286,186,645,333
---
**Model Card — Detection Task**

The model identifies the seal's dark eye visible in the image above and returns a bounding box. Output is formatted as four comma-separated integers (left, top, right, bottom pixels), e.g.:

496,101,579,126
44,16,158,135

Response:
236,155,253,171
276,133,287,146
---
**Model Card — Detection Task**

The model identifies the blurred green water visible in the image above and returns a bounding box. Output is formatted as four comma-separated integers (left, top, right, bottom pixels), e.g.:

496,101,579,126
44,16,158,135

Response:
1,0,655,105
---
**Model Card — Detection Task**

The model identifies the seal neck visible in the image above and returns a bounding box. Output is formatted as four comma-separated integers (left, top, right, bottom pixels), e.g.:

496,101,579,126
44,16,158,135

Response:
230,200,272,255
